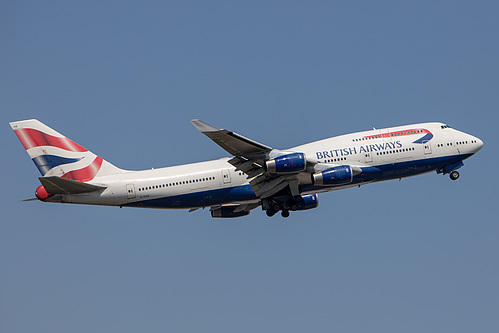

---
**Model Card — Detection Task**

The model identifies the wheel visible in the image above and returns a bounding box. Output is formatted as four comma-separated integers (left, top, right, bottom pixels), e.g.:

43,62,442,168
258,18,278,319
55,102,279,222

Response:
272,204,280,212
281,210,290,218
266,209,276,217
450,171,460,180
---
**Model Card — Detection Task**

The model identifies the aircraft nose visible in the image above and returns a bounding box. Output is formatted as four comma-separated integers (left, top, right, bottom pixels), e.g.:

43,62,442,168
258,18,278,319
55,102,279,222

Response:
474,137,484,152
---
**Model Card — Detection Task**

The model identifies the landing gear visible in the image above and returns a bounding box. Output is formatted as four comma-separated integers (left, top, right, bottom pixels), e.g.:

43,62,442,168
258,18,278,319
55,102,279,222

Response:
266,208,290,218
450,171,460,180
265,209,289,218
266,209,277,217
265,203,281,217
264,195,309,218
264,200,292,218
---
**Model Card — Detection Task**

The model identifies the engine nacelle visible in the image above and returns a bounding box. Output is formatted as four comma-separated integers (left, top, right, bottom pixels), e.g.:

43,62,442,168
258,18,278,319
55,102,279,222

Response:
295,194,319,211
211,206,250,218
35,185,53,201
265,153,306,174
312,165,353,186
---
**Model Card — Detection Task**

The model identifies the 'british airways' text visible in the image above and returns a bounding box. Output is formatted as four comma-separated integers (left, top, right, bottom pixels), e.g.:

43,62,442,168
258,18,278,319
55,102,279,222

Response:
316,140,403,159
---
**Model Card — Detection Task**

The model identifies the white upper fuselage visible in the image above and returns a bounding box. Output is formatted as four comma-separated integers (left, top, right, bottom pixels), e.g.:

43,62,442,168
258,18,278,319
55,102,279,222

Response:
296,122,481,166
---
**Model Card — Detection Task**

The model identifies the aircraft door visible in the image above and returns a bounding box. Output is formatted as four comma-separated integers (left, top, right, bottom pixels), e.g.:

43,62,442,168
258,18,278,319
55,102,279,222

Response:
222,169,231,184
379,129,392,142
423,141,432,155
126,184,136,200
364,152,373,163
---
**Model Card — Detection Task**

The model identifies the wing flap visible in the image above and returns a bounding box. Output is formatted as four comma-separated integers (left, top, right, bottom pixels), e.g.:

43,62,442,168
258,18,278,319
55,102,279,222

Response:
228,156,264,179
233,202,261,213
250,174,299,199
210,202,261,218
39,176,106,194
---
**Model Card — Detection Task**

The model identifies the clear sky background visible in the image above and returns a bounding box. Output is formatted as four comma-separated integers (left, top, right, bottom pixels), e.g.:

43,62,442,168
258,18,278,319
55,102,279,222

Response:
1,1,498,332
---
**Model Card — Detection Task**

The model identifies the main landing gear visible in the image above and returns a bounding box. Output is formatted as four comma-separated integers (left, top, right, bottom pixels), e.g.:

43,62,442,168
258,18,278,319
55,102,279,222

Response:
264,201,293,218
266,208,291,218
450,171,460,181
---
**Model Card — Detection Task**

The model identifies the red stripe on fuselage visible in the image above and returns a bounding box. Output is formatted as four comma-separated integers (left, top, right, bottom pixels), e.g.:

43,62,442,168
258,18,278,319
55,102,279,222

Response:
62,156,103,182
363,128,431,139
14,128,87,152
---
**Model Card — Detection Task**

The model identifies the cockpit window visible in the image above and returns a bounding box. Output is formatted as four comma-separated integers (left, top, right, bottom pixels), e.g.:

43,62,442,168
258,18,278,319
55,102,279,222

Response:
441,124,451,129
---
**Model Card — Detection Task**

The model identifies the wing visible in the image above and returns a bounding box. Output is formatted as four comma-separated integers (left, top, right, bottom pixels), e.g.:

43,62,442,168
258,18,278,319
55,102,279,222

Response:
191,119,272,178
191,120,374,218
190,119,271,157
191,120,315,200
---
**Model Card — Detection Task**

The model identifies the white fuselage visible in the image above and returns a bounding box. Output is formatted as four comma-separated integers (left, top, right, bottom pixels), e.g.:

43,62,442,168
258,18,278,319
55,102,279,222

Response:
46,122,483,209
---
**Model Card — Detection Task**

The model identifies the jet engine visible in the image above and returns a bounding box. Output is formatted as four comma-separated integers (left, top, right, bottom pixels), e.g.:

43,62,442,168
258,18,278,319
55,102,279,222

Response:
294,194,319,210
312,165,353,186
264,153,306,174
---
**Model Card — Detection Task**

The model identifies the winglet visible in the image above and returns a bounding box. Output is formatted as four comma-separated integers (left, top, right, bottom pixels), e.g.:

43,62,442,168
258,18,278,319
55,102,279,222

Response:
190,119,220,133
190,119,272,157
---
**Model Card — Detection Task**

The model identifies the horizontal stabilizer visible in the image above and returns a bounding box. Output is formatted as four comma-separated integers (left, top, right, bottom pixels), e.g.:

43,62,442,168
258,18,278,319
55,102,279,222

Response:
39,176,106,194
21,198,38,202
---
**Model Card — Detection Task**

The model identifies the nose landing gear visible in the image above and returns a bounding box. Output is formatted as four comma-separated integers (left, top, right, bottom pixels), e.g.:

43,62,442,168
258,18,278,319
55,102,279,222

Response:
450,171,460,180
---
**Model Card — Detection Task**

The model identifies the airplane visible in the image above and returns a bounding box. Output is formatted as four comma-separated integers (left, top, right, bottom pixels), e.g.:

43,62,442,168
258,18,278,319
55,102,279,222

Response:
10,119,483,218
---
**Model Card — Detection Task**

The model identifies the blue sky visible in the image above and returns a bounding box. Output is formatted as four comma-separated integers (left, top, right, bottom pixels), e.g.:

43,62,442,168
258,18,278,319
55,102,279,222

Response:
1,1,498,332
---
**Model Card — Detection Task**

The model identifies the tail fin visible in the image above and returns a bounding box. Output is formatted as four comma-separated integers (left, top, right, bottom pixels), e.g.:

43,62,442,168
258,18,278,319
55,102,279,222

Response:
10,119,125,182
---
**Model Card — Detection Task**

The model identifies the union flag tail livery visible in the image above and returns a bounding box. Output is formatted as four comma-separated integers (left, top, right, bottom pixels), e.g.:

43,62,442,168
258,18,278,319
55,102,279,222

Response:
10,119,483,218
10,119,124,181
